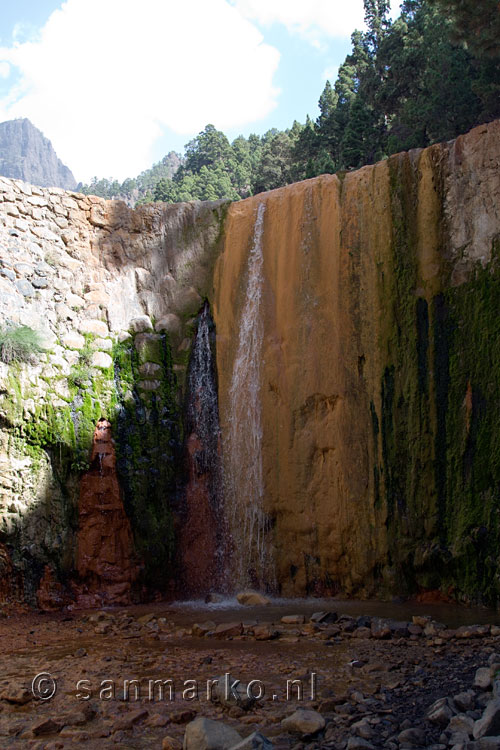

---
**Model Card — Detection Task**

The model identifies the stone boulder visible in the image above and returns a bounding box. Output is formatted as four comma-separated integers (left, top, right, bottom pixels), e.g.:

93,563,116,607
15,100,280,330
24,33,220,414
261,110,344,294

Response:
236,591,270,606
212,674,256,711
183,717,242,749
281,709,325,736
474,699,500,739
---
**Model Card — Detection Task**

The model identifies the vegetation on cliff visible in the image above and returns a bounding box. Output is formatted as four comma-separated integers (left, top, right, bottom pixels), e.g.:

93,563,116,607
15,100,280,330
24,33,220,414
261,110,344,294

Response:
0,325,45,364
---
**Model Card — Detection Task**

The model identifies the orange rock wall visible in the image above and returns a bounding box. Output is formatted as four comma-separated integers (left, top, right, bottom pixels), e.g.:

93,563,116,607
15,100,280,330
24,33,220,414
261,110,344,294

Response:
213,121,500,599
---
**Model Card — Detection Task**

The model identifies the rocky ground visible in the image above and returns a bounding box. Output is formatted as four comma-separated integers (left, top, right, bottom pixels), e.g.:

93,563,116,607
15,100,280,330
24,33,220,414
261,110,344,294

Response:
0,601,499,749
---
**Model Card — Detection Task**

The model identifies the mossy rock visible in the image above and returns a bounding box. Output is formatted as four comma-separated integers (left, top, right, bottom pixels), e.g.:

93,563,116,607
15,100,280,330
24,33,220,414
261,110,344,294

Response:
134,333,163,365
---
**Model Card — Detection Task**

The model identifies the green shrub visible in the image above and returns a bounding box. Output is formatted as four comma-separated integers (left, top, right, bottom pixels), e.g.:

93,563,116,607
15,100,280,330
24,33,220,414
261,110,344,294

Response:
0,325,45,364
68,364,92,388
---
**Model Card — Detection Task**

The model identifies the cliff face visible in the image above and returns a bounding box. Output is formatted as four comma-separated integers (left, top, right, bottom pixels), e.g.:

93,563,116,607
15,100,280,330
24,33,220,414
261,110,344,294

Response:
214,121,500,601
0,175,228,605
0,120,498,607
0,118,77,191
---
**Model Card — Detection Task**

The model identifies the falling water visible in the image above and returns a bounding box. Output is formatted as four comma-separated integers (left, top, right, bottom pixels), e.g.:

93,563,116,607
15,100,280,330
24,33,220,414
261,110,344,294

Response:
184,301,227,592
225,201,274,590
187,302,221,466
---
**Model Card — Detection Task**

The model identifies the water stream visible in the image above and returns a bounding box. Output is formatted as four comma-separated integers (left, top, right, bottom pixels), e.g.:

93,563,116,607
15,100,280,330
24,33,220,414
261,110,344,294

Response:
225,202,275,591
187,302,221,472
183,302,227,592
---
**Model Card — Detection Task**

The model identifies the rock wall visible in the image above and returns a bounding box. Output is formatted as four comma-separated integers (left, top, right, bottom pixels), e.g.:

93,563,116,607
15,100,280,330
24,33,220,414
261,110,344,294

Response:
0,120,498,607
0,174,228,605
214,120,500,603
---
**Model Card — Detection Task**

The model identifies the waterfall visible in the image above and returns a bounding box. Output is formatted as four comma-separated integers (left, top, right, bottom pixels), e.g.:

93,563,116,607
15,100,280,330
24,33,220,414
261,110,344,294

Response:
183,301,227,593
187,302,221,467
225,201,274,590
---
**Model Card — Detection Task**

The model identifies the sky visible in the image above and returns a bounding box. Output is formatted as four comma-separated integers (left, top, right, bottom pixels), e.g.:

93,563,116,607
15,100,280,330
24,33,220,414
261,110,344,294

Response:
0,0,400,184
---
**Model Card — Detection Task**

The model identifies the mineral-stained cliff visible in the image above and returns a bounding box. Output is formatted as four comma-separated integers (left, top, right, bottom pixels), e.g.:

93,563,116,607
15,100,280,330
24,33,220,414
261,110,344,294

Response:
0,119,77,191
215,120,500,602
0,120,498,608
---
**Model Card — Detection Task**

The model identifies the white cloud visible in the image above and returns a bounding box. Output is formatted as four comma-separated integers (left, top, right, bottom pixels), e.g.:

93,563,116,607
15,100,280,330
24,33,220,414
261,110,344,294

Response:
0,0,280,181
322,65,339,82
0,63,10,79
231,0,401,44
231,0,366,42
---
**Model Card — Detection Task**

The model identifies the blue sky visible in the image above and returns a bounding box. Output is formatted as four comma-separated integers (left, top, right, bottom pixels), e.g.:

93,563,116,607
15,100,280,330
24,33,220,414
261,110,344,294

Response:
0,0,399,182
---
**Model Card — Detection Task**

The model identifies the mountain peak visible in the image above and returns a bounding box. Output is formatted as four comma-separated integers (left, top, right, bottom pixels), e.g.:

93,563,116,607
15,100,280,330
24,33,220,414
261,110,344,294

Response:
0,118,76,190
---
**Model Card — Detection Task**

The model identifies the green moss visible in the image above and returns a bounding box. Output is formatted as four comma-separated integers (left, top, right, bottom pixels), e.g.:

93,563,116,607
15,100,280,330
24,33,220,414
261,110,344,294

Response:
133,334,163,365
375,154,437,593
111,332,181,589
438,244,500,603
375,164,500,603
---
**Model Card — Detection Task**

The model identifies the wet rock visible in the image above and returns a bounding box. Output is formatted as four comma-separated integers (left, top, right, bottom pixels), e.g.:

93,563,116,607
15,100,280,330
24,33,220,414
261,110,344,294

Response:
32,718,62,736
171,710,197,724
146,713,170,728
427,697,455,725
449,713,474,736
424,621,446,637
138,361,162,377
214,622,243,639
229,731,273,749
339,616,357,632
212,674,256,711
351,718,375,739
156,313,182,338
112,708,148,731
253,625,278,641
475,668,493,690
137,612,155,625
472,739,500,749
129,315,153,333
183,717,242,749
346,737,375,749
353,626,371,638
281,709,325,736
454,691,477,712
310,611,338,624
408,624,423,636
0,687,32,705
473,699,500,739
456,625,490,639
398,726,426,744
281,615,305,625
192,621,216,637
387,619,410,637
236,591,271,606
162,737,183,750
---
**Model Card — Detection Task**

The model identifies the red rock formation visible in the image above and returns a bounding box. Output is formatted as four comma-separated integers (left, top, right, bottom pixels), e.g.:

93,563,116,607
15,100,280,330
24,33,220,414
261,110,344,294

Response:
37,566,67,611
0,543,13,602
75,419,140,606
179,432,222,595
